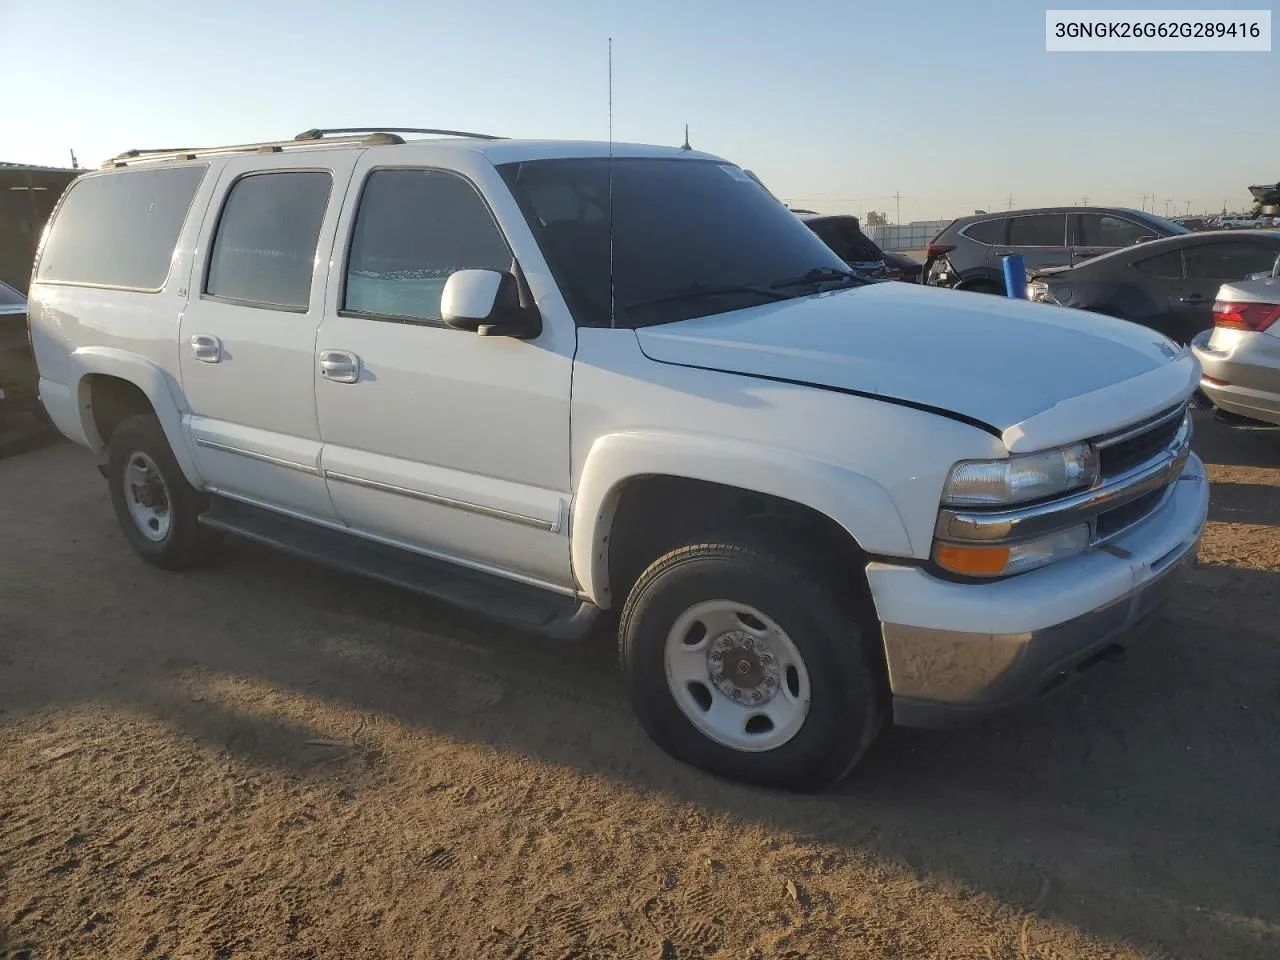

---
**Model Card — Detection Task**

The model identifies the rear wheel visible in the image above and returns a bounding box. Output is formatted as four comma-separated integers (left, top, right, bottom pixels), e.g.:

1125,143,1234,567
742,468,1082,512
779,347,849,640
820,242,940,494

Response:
106,414,218,569
619,535,886,792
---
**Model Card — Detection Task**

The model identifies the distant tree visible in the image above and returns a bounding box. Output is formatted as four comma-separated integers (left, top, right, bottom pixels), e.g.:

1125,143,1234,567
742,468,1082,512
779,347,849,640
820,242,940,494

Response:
865,210,888,227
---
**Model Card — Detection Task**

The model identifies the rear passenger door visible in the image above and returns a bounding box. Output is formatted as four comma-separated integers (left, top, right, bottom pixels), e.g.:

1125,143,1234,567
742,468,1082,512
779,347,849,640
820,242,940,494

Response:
1071,213,1153,264
178,153,357,518
1003,213,1070,271
1170,239,1280,341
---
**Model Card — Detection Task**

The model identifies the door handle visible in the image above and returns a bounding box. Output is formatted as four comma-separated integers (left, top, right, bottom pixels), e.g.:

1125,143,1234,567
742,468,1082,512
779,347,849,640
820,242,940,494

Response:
319,349,361,384
1178,294,1205,304
190,334,222,363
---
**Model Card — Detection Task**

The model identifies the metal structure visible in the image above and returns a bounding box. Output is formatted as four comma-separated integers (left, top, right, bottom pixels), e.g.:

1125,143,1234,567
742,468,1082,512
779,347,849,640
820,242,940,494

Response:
0,161,80,293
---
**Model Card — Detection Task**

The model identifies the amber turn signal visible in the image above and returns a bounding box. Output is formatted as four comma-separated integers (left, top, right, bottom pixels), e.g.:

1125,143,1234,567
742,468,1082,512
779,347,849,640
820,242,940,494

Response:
935,544,1011,576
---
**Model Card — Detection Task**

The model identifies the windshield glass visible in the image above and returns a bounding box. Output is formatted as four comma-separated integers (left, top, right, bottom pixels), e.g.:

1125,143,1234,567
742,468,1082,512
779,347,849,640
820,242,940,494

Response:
498,157,851,327
0,280,25,308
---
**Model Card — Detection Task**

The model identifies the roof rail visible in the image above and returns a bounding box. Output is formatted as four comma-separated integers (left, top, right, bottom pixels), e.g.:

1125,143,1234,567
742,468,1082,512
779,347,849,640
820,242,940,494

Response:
294,127,505,142
103,132,398,168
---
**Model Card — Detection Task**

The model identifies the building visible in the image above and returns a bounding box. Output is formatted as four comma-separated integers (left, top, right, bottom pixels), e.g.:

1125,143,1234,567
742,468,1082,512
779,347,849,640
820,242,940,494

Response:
1,162,81,293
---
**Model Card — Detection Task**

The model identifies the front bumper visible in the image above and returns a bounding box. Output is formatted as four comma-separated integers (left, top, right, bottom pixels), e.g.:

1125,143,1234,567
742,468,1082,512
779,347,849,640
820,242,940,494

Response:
869,452,1209,728
1191,329,1280,427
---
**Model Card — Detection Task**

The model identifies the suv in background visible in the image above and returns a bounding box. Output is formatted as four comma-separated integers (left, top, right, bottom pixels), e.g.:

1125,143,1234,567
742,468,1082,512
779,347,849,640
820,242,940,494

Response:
797,212,922,283
925,207,1189,294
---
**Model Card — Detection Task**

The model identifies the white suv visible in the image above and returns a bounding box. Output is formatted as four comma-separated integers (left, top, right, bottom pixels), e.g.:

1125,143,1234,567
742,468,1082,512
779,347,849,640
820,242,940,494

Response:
29,128,1209,790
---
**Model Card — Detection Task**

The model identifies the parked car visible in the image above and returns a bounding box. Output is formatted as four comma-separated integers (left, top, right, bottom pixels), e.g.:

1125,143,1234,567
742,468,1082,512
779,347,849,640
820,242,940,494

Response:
1026,230,1280,344
799,213,922,282
1191,252,1280,426
0,279,37,414
30,128,1208,791
1218,215,1258,230
925,207,1189,294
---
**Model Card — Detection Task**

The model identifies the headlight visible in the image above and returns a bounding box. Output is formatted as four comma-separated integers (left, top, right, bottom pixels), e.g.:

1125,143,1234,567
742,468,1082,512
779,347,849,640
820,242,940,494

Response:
942,443,1099,507
935,525,1090,577
1026,280,1047,301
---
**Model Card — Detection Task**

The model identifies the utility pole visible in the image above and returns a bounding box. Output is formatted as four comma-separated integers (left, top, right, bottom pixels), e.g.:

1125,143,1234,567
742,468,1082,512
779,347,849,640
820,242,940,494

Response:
893,190,902,248
1185,200,1192,216
1165,198,1173,216
1081,196,1089,206
1006,193,1014,210
1140,194,1147,211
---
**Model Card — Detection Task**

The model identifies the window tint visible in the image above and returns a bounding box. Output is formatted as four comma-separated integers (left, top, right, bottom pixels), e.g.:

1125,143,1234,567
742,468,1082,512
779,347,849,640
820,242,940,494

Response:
1184,241,1280,280
36,166,206,289
963,219,1004,245
499,158,848,328
1007,214,1066,247
206,172,331,309
0,280,24,307
1133,249,1183,278
1077,214,1151,247
344,169,510,322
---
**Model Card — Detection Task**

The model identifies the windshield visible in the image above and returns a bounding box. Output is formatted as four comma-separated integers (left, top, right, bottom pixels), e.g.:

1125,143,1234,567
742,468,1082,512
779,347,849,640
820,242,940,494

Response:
0,280,25,308
498,157,852,327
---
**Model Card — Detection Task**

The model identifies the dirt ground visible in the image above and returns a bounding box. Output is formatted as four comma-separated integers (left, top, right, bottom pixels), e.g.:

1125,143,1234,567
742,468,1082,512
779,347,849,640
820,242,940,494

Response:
1,413,1277,960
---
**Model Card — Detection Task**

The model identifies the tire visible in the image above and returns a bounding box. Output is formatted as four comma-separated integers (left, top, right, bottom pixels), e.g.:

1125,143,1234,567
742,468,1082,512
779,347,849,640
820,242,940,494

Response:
619,535,887,792
106,414,218,570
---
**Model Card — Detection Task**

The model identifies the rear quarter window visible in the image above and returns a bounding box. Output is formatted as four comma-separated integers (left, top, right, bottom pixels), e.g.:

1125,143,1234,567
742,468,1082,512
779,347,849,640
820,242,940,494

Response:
961,219,1004,245
36,166,207,290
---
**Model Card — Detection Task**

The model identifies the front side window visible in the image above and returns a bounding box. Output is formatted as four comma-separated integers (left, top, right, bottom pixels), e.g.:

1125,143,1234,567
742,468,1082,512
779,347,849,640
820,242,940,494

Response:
1077,214,1151,247
1184,241,1280,280
344,169,511,323
1007,214,1067,247
206,171,331,310
36,165,206,290
498,157,850,327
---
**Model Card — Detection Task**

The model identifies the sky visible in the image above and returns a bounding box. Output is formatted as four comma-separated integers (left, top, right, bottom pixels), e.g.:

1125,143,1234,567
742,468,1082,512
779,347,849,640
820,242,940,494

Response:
1,0,1275,223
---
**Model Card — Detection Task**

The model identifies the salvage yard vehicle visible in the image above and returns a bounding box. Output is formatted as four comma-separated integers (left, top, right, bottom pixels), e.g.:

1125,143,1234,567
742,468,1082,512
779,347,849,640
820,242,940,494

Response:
1026,230,1280,344
925,206,1188,294
1192,252,1280,427
798,212,922,283
29,128,1209,790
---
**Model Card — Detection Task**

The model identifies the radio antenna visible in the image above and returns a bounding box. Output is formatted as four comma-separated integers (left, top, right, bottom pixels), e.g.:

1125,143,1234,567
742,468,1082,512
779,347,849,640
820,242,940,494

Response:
608,37,615,328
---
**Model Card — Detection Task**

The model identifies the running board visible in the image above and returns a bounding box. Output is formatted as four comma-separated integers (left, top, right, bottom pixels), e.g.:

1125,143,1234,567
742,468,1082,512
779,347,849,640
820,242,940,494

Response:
199,496,599,641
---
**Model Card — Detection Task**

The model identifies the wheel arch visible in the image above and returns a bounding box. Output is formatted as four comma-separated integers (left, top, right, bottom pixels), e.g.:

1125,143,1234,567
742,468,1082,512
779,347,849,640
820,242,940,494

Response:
70,347,202,486
571,432,913,609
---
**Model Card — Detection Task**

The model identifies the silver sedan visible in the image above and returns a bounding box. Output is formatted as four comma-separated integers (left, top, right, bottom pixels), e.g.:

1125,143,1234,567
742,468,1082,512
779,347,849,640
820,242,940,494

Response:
1192,255,1280,426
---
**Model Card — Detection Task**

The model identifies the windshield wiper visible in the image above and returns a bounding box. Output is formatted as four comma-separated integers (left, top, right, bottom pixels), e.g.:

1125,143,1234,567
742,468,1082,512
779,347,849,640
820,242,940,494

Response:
770,266,872,290
622,281,793,314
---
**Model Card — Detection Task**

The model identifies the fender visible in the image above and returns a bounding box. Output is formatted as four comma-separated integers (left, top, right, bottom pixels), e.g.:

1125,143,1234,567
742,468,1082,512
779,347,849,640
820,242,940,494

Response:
571,430,914,606
69,346,204,487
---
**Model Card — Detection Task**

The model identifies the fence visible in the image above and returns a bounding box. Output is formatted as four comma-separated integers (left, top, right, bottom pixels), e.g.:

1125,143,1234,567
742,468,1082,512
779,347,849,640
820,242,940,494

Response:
865,221,951,252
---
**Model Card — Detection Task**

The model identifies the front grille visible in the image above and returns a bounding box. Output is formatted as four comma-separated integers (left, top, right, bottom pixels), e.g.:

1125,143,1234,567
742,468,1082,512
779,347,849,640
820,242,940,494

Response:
1098,404,1186,478
1095,489,1164,541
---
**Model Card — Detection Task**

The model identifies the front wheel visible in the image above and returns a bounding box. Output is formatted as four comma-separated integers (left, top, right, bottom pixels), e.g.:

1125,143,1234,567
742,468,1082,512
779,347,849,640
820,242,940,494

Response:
619,537,886,792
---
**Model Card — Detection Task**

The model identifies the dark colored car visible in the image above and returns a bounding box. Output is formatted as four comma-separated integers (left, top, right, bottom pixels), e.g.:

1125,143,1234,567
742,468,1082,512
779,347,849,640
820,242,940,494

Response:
0,279,37,414
799,213,922,282
925,206,1189,294
1027,230,1280,344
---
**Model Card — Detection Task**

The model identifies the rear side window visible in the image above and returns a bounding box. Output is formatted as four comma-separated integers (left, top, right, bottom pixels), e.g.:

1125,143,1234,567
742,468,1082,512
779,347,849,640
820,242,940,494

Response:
206,171,332,310
1077,214,1151,247
1184,241,1280,280
36,166,206,290
343,169,511,323
1133,249,1184,278
1008,214,1067,247
961,219,1004,245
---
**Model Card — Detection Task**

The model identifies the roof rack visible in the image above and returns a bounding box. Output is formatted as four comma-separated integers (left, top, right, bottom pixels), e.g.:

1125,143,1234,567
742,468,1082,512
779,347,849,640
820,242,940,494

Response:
103,126,504,168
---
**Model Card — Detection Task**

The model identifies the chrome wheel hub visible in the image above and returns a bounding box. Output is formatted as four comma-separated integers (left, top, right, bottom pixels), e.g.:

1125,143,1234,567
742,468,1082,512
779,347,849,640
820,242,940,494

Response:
664,600,811,753
123,452,172,542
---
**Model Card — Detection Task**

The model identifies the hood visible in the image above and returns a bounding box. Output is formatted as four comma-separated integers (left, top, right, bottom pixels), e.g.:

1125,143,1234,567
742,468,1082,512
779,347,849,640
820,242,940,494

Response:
635,283,1197,450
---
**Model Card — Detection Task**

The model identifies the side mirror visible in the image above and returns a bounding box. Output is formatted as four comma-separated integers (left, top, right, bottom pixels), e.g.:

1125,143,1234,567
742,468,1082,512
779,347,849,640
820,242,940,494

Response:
441,269,541,339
